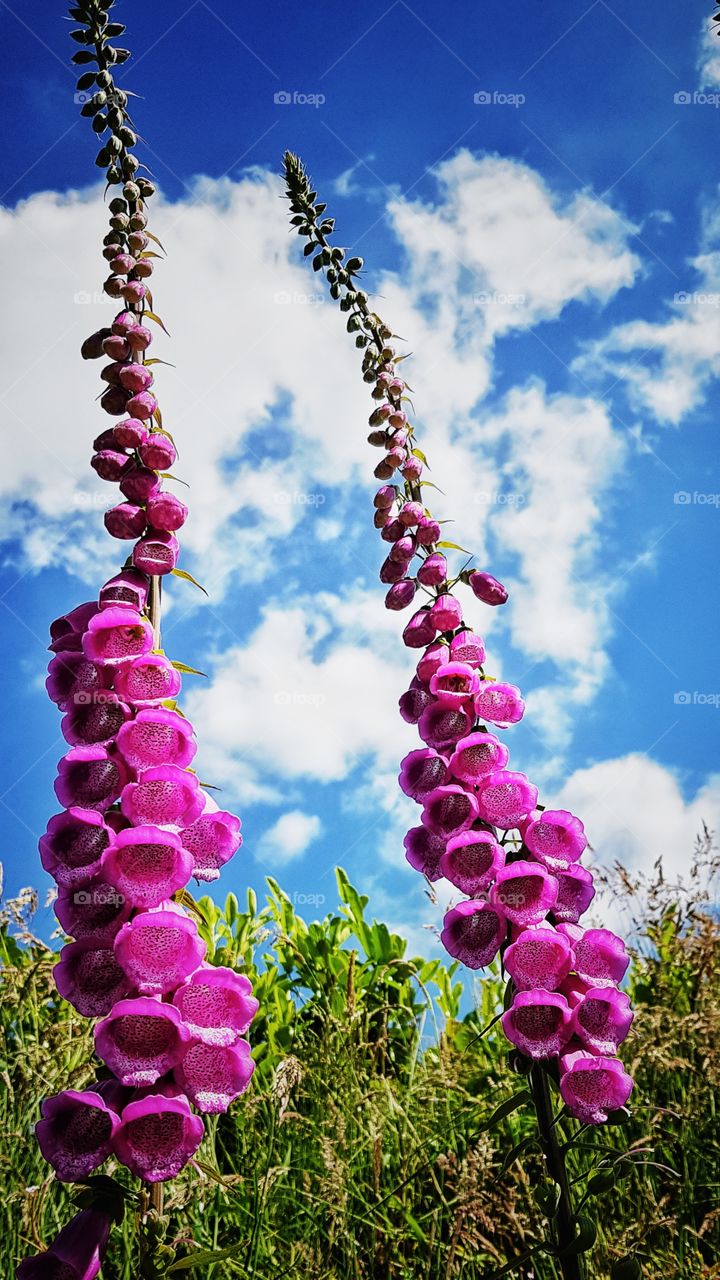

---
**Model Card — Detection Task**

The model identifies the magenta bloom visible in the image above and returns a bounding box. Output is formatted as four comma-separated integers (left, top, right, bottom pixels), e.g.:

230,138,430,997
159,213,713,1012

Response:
489,860,558,927
398,679,434,725
113,1090,204,1182
468,570,508,606
179,806,242,882
125,390,157,421
429,593,463,631
113,418,148,448
176,1039,254,1114
121,765,204,828
417,702,473,752
46,651,105,710
417,552,447,586
113,653,182,706
559,1051,633,1124
132,530,180,575
416,642,448,683
54,746,129,812
114,904,206,995
403,825,446,881
17,1209,111,1280
502,990,573,1059
55,878,131,942
385,580,417,610
439,829,504,894
402,608,437,649
558,925,630,988
421,784,479,839
173,966,258,1046
523,809,587,870
504,926,574,991
95,997,192,1086
139,432,177,470
36,1089,120,1182
117,707,197,771
553,864,596,923
91,449,130,482
475,770,538,830
61,695,131,748
120,465,161,505
474,681,525,728
398,748,449,802
104,502,147,541
49,601,99,652
39,808,114,889
103,825,194,908
82,606,153,666
54,940,131,1017
448,630,486,667
146,491,189,532
98,569,149,611
429,661,480,707
448,731,509,784
118,362,153,393
440,900,505,970
570,987,633,1055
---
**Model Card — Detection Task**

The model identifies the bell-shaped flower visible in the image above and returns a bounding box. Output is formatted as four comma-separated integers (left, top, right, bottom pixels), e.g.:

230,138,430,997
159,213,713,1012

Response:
113,1088,204,1182
503,926,574,991
55,878,131,942
440,900,505,969
39,808,114,890
176,1038,254,1114
557,925,630,988
448,731,509,784
173,966,258,1046
439,829,505,895
489,860,558,927
474,681,525,728
522,809,587,871
417,702,473,753
553,864,596,924
82,606,154,666
502,990,573,1059
402,825,446,881
103,825,194,909
570,987,634,1056
113,654,182,706
95,996,192,1086
421,784,479,839
476,770,539,830
114,903,206,995
117,707,197,772
398,748,449,802
179,805,242,882
54,746,129,812
36,1089,120,1182
121,764,204,828
559,1050,633,1125
54,940,132,1018
429,661,480,707
16,1209,111,1280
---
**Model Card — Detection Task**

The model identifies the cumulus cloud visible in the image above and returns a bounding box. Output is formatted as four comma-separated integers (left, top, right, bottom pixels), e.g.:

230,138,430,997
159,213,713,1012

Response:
698,20,720,89
254,810,323,867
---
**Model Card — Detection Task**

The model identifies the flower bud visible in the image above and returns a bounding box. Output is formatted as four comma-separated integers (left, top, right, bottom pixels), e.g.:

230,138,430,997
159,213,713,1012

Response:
91,450,130,482
100,361,124,386
416,518,441,546
128,231,148,253
134,258,154,279
121,280,147,305
132,530,179,575
102,334,130,360
111,311,137,335
81,328,112,360
110,253,135,276
103,275,124,299
139,433,176,470
120,465,161,504
417,552,447,586
100,385,130,416
373,485,396,509
402,457,423,481
104,502,147,539
118,363,153,393
146,491,188,532
113,418,148,448
468,570,508,606
398,501,424,527
125,390,157,421
380,518,405,543
385,579,417,611
126,324,152,353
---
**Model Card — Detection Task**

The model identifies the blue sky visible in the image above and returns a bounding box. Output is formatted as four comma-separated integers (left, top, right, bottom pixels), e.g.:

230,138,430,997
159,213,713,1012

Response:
0,0,719,949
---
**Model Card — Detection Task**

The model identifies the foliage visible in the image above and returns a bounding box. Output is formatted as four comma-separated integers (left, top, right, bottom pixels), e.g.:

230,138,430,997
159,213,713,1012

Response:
1,845,718,1279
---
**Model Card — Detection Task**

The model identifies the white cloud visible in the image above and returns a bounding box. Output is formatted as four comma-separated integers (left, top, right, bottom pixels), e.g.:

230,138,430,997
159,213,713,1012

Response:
254,810,323,867
698,21,720,89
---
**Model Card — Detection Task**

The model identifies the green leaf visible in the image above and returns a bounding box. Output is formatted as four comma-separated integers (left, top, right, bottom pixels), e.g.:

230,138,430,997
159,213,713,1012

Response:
170,660,207,677
418,480,445,494
436,539,472,553
166,1245,245,1272
474,1089,532,1134
143,310,171,336
412,447,429,466
558,1215,597,1258
171,568,208,596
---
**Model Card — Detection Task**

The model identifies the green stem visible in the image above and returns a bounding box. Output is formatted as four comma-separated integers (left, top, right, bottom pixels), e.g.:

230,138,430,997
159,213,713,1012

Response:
530,1065,583,1280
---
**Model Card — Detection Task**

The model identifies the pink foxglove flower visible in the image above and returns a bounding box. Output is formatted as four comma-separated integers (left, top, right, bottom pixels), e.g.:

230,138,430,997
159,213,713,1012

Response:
146,491,189,532
175,1039,255,1113
421,784,479,839
82,607,154,666
558,925,630,988
121,764,204,828
36,1089,120,1182
54,746,129,813
113,1090,204,1182
473,681,525,727
116,707,197,771
17,1209,111,1280
132,530,180,575
98,568,149,610
173,966,259,1045
475,770,538,829
402,825,446,881
417,702,473,752
55,879,132,943
502,990,573,1060
103,825,194,908
39,808,115,889
54,939,132,1017
440,900,505,970
570,987,634,1056
467,570,508,606
46,651,105,709
428,661,481,706
95,997,192,1086
447,731,509,784
503,926,574,992
559,1051,633,1125
114,904,206,995
489,860,558,927
113,654,182,705
439,829,504,895
553,864,596,923
522,808,587,870
178,805,242,882
398,748,449,802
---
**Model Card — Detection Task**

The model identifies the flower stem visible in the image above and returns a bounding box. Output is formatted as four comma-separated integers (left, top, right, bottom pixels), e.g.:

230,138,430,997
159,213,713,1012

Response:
530,1064,583,1280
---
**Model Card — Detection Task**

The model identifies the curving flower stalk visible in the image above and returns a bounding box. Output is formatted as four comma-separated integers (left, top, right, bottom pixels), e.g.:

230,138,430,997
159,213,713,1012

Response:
283,151,635,1278
19,5,257,1274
